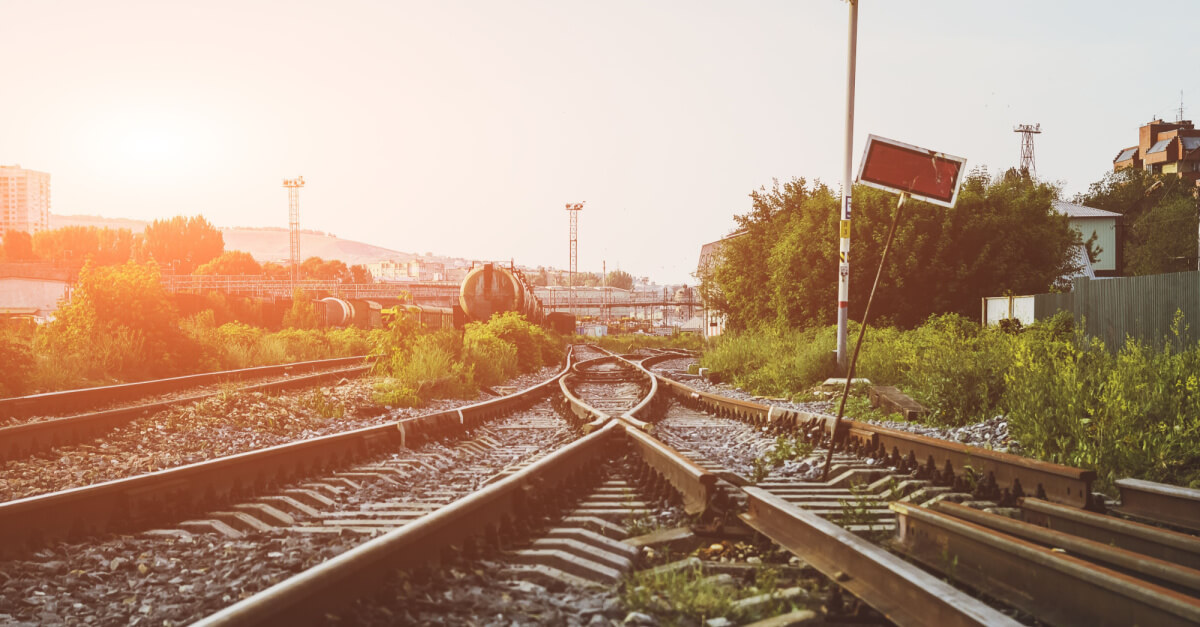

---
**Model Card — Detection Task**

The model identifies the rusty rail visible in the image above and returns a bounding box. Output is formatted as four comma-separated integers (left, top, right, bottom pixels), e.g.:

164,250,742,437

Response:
0,355,573,557
1020,497,1200,570
891,501,1200,627
1115,478,1200,532
194,420,623,626
0,355,372,418
935,500,1200,596
643,365,1096,509
0,365,372,461
741,488,1016,626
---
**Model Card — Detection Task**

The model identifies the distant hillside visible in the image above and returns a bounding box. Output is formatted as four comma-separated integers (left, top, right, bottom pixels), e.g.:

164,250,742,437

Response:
50,214,415,266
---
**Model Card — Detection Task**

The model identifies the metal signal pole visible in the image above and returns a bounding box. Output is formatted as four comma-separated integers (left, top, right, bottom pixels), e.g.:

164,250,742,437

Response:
836,1,859,372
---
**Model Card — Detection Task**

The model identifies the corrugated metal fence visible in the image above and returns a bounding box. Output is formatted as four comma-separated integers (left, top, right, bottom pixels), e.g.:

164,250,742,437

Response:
1032,271,1200,347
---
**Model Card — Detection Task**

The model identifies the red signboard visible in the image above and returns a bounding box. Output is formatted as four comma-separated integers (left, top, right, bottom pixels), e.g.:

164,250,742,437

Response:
856,135,966,208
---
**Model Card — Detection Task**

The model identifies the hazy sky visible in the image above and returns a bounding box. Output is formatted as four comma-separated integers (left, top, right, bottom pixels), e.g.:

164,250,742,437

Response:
3,1,1197,284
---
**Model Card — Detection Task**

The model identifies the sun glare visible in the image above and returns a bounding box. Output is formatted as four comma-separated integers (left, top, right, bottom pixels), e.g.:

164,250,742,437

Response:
83,106,213,180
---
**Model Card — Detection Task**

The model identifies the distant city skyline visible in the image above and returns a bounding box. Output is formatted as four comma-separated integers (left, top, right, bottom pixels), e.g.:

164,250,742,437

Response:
2,1,1197,283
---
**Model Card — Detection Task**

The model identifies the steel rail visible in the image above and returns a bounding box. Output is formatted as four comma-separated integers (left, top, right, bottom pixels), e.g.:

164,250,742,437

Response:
0,365,371,460
0,355,574,557
194,420,623,626
638,360,1096,509
558,355,620,431
935,500,1200,596
891,501,1200,627
1020,496,1200,570
0,355,372,418
618,421,714,515
1115,477,1200,532
743,488,1018,627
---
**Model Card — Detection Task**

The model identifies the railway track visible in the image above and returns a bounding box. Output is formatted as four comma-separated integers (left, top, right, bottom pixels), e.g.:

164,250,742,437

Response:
0,347,645,624
0,356,374,461
6,345,1200,625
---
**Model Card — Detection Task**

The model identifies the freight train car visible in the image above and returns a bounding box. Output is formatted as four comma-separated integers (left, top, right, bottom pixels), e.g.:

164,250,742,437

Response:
319,262,563,331
379,304,461,330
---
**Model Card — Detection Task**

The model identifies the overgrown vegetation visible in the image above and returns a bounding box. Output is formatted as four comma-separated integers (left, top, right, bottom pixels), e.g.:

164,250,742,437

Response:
372,311,561,408
0,262,376,395
1005,313,1200,491
750,434,814,482
703,311,1200,492
622,562,805,625
590,333,704,354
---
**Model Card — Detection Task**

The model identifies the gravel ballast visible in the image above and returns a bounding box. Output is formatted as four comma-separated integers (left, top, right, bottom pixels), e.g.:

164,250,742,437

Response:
0,400,577,626
647,358,1017,453
0,366,560,503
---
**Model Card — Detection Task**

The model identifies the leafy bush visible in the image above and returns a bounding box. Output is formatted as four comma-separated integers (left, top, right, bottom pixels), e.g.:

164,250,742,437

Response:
374,330,473,407
856,314,1013,426
1004,314,1200,491
463,325,519,387
36,261,203,385
282,289,321,329
474,311,559,372
0,321,35,396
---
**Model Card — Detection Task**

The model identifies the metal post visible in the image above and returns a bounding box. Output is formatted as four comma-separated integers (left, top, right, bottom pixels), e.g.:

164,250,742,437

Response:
822,193,907,481
836,0,859,372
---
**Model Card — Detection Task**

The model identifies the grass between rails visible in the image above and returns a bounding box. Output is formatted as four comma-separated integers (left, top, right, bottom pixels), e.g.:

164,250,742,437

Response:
588,333,704,355
701,312,1200,492
622,558,811,625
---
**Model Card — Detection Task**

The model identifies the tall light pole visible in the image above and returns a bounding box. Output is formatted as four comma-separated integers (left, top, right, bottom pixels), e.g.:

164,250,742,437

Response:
283,176,305,287
565,202,584,321
836,1,859,372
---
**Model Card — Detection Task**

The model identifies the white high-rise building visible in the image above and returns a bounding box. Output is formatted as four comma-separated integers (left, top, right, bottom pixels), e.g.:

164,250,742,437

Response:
0,165,51,238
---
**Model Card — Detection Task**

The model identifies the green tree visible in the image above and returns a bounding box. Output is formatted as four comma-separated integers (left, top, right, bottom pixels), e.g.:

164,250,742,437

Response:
349,264,373,283
1,231,37,261
705,172,1081,331
262,261,291,280
38,261,199,380
605,269,634,290
1124,195,1198,274
144,215,224,273
282,289,321,329
1076,168,1199,275
300,256,352,281
194,250,263,275
32,226,138,265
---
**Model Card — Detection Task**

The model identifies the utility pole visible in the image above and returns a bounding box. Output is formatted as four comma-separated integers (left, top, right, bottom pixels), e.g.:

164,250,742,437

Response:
836,0,858,372
283,176,305,287
565,202,584,323
602,260,608,328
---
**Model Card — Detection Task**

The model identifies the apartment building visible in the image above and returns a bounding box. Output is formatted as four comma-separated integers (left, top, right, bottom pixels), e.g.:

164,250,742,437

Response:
0,165,51,238
1113,119,1200,183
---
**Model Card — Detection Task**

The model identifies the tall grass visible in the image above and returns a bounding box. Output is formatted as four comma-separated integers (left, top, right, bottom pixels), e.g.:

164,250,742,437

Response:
5,312,377,396
700,311,1200,489
591,333,704,354
1004,314,1200,491
701,326,838,399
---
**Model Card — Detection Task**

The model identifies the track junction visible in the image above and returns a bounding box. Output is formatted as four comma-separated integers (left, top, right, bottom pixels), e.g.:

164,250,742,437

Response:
1,345,1198,625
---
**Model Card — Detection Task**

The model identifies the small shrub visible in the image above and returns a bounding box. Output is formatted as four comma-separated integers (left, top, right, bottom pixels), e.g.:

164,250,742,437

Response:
463,325,519,387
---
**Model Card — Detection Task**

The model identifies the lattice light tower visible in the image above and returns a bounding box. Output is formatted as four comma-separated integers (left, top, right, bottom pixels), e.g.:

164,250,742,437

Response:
565,202,584,318
1014,123,1041,177
283,176,305,285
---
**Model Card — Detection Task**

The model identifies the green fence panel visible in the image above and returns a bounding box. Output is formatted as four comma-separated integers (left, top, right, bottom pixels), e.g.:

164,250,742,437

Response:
1031,271,1200,347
